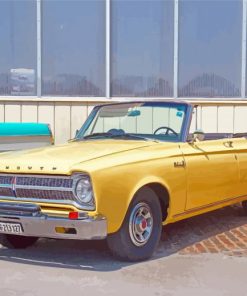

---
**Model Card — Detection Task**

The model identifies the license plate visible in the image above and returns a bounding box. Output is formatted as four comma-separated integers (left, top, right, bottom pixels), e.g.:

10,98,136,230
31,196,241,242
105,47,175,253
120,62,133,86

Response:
0,222,23,234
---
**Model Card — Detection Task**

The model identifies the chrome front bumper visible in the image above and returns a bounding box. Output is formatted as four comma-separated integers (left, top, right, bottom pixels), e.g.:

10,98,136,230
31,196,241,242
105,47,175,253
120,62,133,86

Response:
0,202,107,240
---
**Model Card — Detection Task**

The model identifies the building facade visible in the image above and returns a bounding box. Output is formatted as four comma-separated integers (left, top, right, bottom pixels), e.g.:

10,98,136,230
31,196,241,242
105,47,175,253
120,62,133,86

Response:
0,0,246,143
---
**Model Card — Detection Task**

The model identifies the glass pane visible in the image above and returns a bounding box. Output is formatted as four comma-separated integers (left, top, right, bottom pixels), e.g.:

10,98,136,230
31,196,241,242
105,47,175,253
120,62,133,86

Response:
178,0,242,97
111,0,174,97
79,102,187,142
0,0,37,96
42,0,105,96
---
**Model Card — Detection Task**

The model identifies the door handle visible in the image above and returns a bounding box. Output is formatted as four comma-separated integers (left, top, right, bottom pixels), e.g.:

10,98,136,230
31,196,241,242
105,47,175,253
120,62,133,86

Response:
223,141,233,148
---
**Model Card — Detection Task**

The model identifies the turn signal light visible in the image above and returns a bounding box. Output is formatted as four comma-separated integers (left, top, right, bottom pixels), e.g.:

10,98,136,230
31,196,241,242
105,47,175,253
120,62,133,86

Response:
68,211,79,220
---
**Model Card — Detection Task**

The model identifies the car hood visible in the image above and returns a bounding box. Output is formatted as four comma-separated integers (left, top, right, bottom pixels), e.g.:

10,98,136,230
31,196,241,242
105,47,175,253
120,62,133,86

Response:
0,140,157,174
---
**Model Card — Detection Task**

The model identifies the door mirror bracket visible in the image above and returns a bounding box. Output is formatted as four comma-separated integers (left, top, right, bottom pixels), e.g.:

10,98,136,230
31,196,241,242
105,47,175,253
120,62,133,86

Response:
189,129,205,144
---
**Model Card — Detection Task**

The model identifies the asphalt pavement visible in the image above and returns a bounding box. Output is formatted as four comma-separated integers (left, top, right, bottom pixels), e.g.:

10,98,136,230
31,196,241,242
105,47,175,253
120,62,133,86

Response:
0,237,247,296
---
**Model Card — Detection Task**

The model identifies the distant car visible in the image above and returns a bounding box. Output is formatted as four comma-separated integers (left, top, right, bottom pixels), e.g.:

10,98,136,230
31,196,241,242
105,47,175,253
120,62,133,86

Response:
0,101,246,262
0,122,53,151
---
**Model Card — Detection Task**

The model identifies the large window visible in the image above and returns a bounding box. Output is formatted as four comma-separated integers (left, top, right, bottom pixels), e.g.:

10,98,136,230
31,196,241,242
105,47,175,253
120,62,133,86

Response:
0,0,246,100
178,0,242,97
0,0,37,96
111,0,174,97
42,0,105,97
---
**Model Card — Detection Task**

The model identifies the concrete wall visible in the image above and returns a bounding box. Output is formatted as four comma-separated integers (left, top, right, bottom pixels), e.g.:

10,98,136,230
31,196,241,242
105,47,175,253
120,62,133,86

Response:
0,99,246,144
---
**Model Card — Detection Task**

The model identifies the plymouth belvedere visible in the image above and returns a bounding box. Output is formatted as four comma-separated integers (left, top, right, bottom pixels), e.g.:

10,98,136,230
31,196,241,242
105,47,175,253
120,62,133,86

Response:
0,100,246,261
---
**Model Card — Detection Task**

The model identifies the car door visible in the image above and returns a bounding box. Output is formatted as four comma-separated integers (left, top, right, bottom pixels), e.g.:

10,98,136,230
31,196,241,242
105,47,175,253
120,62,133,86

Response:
230,136,247,198
180,138,239,211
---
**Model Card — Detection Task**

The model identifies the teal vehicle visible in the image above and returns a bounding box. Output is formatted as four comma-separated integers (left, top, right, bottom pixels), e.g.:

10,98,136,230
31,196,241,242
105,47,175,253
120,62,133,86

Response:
0,123,53,151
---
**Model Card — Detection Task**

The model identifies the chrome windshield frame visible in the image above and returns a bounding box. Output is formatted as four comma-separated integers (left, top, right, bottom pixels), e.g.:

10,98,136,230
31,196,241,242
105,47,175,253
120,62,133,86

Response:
75,101,193,143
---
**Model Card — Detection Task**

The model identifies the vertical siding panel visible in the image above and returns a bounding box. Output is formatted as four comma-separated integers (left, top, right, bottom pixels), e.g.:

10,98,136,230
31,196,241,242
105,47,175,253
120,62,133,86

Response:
189,106,202,133
55,103,71,144
218,106,234,133
201,106,218,132
0,104,5,122
22,103,38,122
38,102,55,135
5,103,21,122
234,106,247,133
198,106,202,129
71,104,88,138
189,110,196,133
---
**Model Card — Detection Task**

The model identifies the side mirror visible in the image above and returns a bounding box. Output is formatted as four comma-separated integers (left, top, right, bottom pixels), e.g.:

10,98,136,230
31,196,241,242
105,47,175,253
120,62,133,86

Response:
190,129,205,143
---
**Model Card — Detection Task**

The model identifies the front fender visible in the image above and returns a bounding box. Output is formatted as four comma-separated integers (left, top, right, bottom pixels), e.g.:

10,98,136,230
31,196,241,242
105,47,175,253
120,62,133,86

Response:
91,160,186,234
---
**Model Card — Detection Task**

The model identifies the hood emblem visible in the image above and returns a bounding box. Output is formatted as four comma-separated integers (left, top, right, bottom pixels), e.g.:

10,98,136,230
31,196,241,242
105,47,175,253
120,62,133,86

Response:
3,166,57,171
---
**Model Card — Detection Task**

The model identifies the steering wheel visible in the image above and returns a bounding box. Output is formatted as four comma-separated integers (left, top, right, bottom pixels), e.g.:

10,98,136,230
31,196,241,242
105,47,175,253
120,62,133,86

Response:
154,126,178,136
107,128,125,136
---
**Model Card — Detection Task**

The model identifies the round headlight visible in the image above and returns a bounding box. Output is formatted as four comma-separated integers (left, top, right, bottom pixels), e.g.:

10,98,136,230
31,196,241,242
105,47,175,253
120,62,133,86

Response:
74,177,93,203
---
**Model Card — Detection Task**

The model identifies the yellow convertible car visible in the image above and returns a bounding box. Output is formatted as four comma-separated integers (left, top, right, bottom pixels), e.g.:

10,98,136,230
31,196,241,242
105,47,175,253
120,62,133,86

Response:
0,100,246,261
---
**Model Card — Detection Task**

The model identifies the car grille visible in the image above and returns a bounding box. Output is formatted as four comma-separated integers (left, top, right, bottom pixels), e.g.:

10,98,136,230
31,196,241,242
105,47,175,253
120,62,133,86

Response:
16,176,73,188
0,175,75,202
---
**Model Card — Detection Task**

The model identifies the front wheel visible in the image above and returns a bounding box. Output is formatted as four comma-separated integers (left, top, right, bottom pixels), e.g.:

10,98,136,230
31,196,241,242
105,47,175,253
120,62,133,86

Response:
107,187,162,262
0,234,38,249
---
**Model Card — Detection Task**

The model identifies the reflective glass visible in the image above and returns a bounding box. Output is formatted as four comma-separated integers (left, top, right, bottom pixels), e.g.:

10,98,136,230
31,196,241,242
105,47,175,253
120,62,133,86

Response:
178,0,242,97
42,0,105,96
0,0,37,96
111,0,174,97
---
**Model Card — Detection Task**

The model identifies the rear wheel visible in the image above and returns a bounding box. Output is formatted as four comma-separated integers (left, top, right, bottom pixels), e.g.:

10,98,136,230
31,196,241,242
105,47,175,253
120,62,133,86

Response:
0,234,38,249
107,187,163,262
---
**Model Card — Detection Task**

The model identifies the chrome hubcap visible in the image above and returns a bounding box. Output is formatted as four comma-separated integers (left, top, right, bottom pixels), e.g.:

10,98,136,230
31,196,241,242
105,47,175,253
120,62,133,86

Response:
129,202,153,247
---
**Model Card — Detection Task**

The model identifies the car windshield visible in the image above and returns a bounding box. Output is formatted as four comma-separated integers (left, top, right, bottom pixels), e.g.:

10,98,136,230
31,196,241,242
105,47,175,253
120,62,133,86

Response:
76,102,187,142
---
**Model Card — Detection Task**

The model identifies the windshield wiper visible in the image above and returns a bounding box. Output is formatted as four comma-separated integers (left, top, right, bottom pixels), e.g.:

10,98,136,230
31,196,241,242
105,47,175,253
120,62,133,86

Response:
110,133,157,142
82,132,114,139
75,132,159,142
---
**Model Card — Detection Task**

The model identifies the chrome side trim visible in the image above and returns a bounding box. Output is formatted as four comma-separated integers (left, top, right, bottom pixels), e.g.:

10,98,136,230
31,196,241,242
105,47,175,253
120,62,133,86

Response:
173,194,247,218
